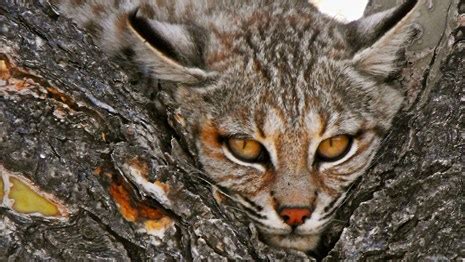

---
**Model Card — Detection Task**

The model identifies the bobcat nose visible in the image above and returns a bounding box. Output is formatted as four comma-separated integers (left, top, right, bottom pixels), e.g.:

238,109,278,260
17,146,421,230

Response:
279,207,312,226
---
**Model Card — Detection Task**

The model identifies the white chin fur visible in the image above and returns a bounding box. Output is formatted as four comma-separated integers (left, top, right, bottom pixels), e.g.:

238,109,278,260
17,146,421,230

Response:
262,232,321,252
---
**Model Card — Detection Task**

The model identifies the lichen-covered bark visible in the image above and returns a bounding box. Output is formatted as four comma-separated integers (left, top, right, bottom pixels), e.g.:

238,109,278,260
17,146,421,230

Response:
0,0,463,261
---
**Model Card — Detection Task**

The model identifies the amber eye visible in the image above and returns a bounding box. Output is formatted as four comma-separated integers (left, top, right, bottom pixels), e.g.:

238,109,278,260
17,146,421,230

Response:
316,135,352,161
226,138,264,162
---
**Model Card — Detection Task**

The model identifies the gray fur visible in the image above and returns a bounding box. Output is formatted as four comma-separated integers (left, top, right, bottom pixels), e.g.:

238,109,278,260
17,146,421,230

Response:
57,0,419,252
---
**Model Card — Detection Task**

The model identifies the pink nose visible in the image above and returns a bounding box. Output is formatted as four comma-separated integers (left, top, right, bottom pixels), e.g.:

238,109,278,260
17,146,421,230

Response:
279,207,312,226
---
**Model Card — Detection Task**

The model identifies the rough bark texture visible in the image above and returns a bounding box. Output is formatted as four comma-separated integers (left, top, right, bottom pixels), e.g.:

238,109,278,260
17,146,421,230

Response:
0,0,463,261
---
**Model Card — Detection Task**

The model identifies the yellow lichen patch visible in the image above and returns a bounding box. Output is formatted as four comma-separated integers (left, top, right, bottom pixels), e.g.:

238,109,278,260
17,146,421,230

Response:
144,217,173,232
9,177,62,216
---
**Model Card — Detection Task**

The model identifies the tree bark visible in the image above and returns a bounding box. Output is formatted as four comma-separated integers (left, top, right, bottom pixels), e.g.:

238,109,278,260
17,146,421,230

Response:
0,1,463,261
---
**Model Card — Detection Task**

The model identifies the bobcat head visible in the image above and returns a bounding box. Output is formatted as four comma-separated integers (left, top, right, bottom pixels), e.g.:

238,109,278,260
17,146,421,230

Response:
129,0,418,252
59,0,419,252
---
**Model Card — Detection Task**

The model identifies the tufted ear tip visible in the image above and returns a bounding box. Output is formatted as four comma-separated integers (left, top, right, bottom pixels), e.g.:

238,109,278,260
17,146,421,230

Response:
127,7,216,84
348,0,421,79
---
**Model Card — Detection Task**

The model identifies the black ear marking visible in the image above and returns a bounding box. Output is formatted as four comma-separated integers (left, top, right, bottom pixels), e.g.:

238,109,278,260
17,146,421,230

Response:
125,7,216,84
347,0,421,79
128,8,181,64
347,0,419,52
369,0,417,41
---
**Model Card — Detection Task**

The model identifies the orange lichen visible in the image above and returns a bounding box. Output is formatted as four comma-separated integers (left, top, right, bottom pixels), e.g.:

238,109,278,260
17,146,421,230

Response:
14,80,30,91
127,157,150,178
103,172,113,180
154,181,170,193
93,166,103,176
108,180,167,223
0,56,53,100
96,160,172,233
144,217,173,232
0,59,10,80
138,204,164,220
46,87,79,110
109,183,138,222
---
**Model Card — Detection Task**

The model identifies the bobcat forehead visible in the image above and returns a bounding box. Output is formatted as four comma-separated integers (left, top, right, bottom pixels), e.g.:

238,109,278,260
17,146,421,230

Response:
208,8,350,70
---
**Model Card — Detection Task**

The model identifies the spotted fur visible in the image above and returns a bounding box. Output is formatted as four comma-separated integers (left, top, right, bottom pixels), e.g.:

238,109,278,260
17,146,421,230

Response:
56,0,420,251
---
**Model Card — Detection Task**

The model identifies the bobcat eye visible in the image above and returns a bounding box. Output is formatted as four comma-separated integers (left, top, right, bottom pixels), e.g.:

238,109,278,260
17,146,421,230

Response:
316,134,352,162
226,138,265,163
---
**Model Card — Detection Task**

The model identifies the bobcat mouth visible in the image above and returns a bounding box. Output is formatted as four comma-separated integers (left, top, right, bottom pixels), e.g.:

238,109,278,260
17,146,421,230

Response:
261,231,321,252
250,208,325,251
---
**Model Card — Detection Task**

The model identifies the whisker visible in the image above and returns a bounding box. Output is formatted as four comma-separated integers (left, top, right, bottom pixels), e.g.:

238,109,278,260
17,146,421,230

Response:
179,164,234,195
223,205,249,215
180,163,265,213
330,218,347,223
366,130,396,169
321,180,359,220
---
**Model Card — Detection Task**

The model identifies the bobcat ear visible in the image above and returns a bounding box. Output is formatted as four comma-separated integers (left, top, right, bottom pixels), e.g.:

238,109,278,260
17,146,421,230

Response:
348,0,420,79
127,8,216,84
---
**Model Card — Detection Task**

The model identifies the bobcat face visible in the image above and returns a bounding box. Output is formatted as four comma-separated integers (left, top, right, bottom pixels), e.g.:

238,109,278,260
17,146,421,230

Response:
182,51,402,251
172,2,416,251
59,0,418,252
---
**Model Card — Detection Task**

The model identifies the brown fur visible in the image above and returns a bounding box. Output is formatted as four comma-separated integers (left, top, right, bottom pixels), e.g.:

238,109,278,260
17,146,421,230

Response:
58,0,419,252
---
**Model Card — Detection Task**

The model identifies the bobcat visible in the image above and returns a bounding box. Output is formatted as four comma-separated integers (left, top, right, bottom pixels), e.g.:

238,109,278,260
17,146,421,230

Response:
56,0,419,252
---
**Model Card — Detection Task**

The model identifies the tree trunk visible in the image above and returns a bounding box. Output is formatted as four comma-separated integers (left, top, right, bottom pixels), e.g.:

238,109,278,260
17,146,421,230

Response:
0,1,463,261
